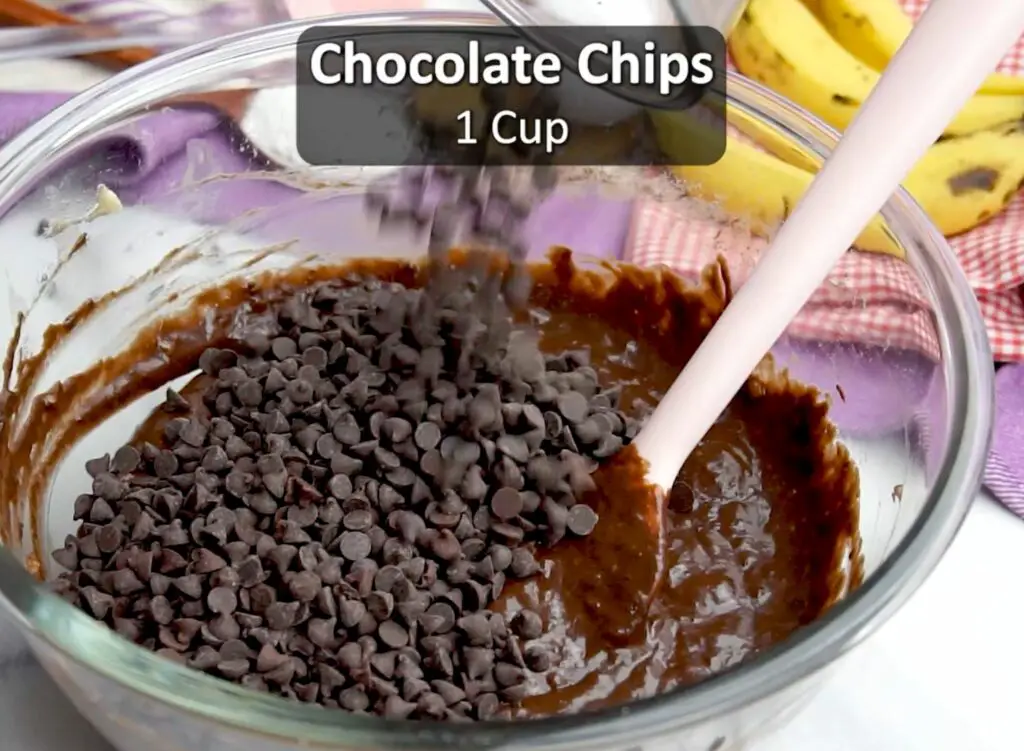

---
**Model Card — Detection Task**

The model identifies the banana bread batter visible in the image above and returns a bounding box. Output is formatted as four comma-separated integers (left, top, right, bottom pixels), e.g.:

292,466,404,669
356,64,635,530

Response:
0,249,861,717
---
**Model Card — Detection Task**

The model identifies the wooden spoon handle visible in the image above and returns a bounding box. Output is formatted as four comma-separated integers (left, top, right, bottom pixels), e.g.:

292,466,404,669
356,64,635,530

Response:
0,0,155,70
0,0,253,124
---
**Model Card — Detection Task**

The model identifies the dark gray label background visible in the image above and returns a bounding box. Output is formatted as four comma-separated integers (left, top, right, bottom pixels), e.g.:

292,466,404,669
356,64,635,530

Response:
296,25,726,167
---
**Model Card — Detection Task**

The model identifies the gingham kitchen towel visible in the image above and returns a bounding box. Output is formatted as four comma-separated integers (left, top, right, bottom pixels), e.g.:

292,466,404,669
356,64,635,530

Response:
629,0,1024,363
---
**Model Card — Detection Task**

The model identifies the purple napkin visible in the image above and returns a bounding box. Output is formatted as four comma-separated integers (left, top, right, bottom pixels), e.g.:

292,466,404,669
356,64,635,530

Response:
0,92,1016,517
988,366,1024,515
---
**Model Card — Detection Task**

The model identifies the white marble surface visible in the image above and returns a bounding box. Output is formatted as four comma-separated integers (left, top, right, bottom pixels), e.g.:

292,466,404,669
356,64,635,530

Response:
2,491,1021,751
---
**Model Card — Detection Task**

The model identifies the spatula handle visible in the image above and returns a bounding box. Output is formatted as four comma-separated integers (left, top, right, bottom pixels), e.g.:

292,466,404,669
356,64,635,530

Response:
635,0,1024,490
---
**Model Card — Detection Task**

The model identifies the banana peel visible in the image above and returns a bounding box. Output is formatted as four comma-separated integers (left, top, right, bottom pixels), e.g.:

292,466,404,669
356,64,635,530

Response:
649,109,903,257
731,0,1024,137
814,0,1024,96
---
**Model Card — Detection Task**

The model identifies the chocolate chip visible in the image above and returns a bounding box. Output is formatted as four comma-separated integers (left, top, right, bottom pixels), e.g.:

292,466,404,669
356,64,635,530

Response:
92,474,124,502
338,599,367,629
488,545,513,573
495,662,526,688
457,613,492,646
95,524,123,554
265,601,300,631
328,474,353,500
207,587,238,614
378,620,409,648
111,568,144,594
429,529,462,562
421,602,456,634
303,346,329,369
201,445,231,473
111,445,141,474
541,496,568,543
511,609,543,640
524,643,553,672
413,422,441,451
178,419,208,448
463,646,494,680
383,694,416,718
153,450,179,478
509,548,540,578
338,686,370,711
567,504,599,536
52,539,78,570
270,337,297,360
490,522,524,544
53,268,644,720
192,548,227,574
338,531,372,561
489,487,523,521
199,348,238,376
495,434,529,464
85,454,112,478
288,571,322,602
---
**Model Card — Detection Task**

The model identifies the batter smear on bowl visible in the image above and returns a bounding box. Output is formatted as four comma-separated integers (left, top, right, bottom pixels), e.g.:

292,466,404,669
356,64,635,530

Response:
24,249,860,721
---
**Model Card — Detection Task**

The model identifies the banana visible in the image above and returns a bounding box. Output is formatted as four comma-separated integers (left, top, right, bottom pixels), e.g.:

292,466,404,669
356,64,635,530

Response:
651,111,1024,253
731,0,1024,136
725,103,824,173
649,109,903,257
904,121,1024,236
815,0,1024,96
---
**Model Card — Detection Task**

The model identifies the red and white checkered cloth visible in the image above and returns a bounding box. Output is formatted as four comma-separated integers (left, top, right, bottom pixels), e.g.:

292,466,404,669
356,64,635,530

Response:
627,0,1024,362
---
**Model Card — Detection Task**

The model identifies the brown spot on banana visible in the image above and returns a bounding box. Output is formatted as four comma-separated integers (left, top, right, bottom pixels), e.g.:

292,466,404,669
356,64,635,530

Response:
947,167,1001,196
999,120,1024,136
831,94,858,106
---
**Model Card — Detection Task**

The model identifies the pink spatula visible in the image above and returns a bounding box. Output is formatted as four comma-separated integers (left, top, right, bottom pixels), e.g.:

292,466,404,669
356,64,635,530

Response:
633,0,1024,491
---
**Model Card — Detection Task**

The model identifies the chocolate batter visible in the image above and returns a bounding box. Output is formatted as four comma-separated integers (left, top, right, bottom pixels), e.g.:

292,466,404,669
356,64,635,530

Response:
0,249,861,716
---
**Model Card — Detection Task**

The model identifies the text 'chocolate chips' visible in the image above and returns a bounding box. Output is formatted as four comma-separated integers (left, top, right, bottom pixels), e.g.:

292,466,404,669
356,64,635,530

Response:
51,267,640,722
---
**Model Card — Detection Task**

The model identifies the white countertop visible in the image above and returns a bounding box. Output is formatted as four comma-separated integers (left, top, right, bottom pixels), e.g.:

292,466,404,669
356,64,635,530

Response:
3,491,1020,751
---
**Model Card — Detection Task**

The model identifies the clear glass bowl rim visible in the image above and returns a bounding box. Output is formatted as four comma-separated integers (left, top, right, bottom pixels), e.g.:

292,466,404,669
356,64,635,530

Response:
0,10,994,748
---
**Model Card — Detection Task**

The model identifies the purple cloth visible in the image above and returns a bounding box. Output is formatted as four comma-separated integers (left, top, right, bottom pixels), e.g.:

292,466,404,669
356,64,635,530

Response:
988,366,1024,516
0,91,1016,517
1,93,632,258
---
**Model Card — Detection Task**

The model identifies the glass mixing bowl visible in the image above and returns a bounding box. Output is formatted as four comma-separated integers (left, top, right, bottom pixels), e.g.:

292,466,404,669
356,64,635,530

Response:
0,10,992,751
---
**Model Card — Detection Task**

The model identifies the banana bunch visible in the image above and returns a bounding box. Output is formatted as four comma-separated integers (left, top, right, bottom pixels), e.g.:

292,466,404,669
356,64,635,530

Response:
655,0,1024,259
807,0,1024,95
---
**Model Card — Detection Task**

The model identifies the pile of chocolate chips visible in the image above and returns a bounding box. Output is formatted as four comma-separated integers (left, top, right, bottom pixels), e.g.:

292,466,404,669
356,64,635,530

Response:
51,265,639,721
